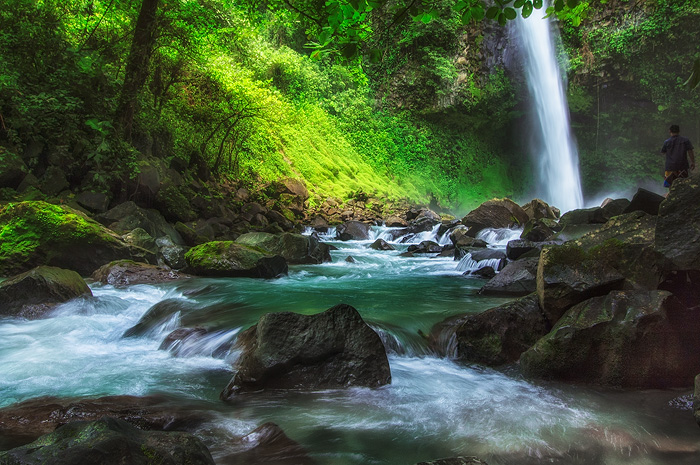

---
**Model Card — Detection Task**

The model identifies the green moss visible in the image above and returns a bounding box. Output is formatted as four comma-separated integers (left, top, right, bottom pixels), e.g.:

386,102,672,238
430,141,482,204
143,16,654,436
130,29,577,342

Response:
543,244,589,267
0,201,119,273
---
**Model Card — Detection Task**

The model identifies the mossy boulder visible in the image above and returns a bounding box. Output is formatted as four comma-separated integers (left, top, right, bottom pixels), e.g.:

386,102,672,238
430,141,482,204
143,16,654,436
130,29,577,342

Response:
521,198,559,220
92,260,189,287
428,294,549,366
0,201,145,276
0,416,214,465
0,266,92,319
537,244,625,325
95,201,184,245
235,232,332,264
655,175,700,272
520,290,700,388
184,241,288,278
221,303,391,398
461,198,529,237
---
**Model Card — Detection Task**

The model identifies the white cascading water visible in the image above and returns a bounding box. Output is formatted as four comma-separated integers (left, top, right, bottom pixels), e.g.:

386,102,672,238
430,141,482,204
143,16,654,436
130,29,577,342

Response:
517,4,583,213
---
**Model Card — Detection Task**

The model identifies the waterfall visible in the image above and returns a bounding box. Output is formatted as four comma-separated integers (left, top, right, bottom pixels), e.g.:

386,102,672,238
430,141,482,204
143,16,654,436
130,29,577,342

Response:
517,4,583,213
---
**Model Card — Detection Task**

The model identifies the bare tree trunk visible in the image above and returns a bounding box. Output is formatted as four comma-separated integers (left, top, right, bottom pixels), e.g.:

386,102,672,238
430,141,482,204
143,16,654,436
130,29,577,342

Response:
116,0,160,141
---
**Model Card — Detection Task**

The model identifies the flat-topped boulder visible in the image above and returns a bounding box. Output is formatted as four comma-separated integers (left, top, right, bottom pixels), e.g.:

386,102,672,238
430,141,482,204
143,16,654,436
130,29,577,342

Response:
0,416,214,465
92,260,189,286
335,221,372,241
537,244,625,325
461,198,529,237
480,258,539,296
0,201,149,276
221,303,391,398
184,241,287,278
235,232,331,264
520,290,700,388
0,266,91,319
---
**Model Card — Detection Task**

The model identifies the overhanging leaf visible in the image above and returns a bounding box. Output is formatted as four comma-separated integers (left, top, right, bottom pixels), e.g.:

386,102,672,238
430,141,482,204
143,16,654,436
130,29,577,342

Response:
504,7,517,20
486,6,499,19
522,2,533,17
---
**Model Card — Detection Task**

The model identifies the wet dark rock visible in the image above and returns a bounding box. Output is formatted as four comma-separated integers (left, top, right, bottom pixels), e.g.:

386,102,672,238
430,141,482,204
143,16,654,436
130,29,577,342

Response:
336,221,371,241
95,201,184,246
408,209,441,233
399,251,415,257
74,191,110,213
175,221,208,247
521,290,700,388
593,198,631,223
156,236,188,269
429,294,549,366
655,175,700,272
0,416,214,465
0,266,92,319
219,422,316,465
240,202,267,222
407,240,442,254
345,255,356,263
450,228,487,248
558,207,598,225
481,258,539,296
92,260,189,286
461,198,529,237
370,238,395,251
309,216,330,232
537,244,625,325
122,228,157,253
468,266,496,279
384,215,408,227
185,241,288,278
0,395,209,448
158,327,230,358
521,198,559,220
123,298,199,338
469,249,506,262
659,270,700,311
506,239,547,260
235,232,331,264
623,187,665,216
520,219,555,242
0,149,28,189
39,166,69,196
266,210,295,231
155,180,197,223
221,303,391,398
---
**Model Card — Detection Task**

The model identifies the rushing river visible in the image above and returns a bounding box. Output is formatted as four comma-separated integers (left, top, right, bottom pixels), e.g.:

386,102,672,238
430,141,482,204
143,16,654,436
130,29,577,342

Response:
1,227,698,464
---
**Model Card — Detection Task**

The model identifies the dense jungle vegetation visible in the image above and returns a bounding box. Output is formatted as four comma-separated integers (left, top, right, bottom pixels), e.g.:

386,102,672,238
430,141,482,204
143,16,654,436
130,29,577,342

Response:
0,0,699,214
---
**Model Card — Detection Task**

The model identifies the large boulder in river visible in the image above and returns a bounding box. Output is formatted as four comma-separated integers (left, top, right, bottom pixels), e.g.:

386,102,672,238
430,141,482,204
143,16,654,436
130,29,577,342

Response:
0,416,214,465
480,258,539,296
335,221,372,241
92,260,189,286
0,266,92,319
655,175,700,272
537,244,625,325
573,211,660,290
0,395,209,447
370,238,395,250
428,295,549,366
221,303,391,398
461,198,529,237
520,290,700,388
235,232,331,264
185,241,288,278
0,201,148,276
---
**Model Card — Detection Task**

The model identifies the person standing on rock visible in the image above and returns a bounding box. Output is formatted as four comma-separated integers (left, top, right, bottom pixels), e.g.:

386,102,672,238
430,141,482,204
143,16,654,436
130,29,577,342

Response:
661,124,695,188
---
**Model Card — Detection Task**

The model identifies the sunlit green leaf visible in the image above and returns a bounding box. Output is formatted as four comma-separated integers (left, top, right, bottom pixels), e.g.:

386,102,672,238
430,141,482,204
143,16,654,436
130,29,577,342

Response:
514,0,526,8
522,2,533,17
554,0,565,11
471,6,486,21
504,7,516,19
498,11,507,25
461,10,473,23
533,0,543,8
